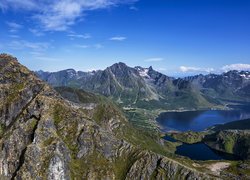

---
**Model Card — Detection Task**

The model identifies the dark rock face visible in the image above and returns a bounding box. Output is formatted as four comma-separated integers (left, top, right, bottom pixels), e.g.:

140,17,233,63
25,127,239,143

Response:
0,54,215,179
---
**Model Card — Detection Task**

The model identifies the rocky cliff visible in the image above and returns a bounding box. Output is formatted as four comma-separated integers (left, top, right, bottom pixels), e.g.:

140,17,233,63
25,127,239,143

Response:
0,54,216,179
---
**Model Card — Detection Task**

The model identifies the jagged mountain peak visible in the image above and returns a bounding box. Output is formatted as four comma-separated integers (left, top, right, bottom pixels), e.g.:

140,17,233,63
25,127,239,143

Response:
108,62,128,69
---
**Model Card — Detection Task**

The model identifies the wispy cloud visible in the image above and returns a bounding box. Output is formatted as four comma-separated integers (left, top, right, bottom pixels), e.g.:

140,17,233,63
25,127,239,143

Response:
221,64,250,72
129,6,138,11
9,35,20,38
179,66,214,73
0,0,37,11
6,21,23,32
68,33,91,39
34,56,60,62
75,44,90,49
109,36,127,41
157,68,167,71
8,40,50,52
75,43,103,49
145,57,164,62
29,28,44,36
1,0,138,31
94,43,103,49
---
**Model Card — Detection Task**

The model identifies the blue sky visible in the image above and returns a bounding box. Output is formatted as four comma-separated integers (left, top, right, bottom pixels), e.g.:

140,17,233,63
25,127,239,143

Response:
0,0,250,76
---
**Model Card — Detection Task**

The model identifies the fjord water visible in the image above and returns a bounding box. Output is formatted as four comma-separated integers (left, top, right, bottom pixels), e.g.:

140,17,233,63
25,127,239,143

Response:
163,135,241,160
175,142,240,161
157,110,250,132
160,108,250,160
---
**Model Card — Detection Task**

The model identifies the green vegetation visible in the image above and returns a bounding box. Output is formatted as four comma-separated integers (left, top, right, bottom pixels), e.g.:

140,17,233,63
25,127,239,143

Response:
223,136,236,154
212,119,250,131
93,104,107,124
7,83,25,103
55,86,99,104
225,161,250,177
70,151,112,179
123,108,161,132
53,103,69,126
167,131,210,144
113,153,140,180
55,87,177,156
0,123,6,138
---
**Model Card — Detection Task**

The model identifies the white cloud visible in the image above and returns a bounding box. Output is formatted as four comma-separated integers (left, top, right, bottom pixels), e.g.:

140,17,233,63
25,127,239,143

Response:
129,6,138,11
179,66,214,73
156,68,167,72
29,28,44,36
9,35,20,38
34,56,60,62
221,64,250,72
6,22,23,32
35,1,82,31
8,40,50,52
1,0,138,31
0,0,37,11
145,58,163,62
109,36,127,41
68,33,91,39
94,43,103,49
75,44,90,48
75,43,103,49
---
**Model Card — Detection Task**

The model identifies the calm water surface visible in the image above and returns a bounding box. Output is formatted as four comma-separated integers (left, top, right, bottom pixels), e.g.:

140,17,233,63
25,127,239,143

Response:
157,110,250,132
175,142,240,160
163,135,241,160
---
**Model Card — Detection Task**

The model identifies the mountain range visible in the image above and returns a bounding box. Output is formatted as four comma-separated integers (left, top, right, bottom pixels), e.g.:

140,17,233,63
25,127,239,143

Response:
37,62,250,111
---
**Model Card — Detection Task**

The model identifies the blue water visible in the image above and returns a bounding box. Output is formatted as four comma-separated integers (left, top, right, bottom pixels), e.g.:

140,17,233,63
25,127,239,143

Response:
175,143,223,160
163,135,240,160
175,143,240,160
157,110,250,132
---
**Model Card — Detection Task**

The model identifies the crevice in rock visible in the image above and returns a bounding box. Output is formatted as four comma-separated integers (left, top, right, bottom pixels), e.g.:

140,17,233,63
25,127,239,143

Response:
10,114,41,179
11,147,27,180
5,85,44,132
156,157,162,168
152,157,163,178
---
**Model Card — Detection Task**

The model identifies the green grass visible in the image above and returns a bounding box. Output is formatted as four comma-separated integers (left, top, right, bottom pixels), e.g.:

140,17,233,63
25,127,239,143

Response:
53,103,68,126
212,119,250,131
0,123,6,138
113,152,141,180
70,151,112,179
225,161,250,176
224,137,235,154
167,131,210,144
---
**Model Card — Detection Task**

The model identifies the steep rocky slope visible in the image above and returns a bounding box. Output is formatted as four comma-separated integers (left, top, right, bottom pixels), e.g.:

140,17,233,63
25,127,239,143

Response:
0,54,216,179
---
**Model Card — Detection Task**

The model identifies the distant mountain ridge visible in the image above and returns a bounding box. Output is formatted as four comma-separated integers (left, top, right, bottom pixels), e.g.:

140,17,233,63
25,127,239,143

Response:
36,62,250,110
